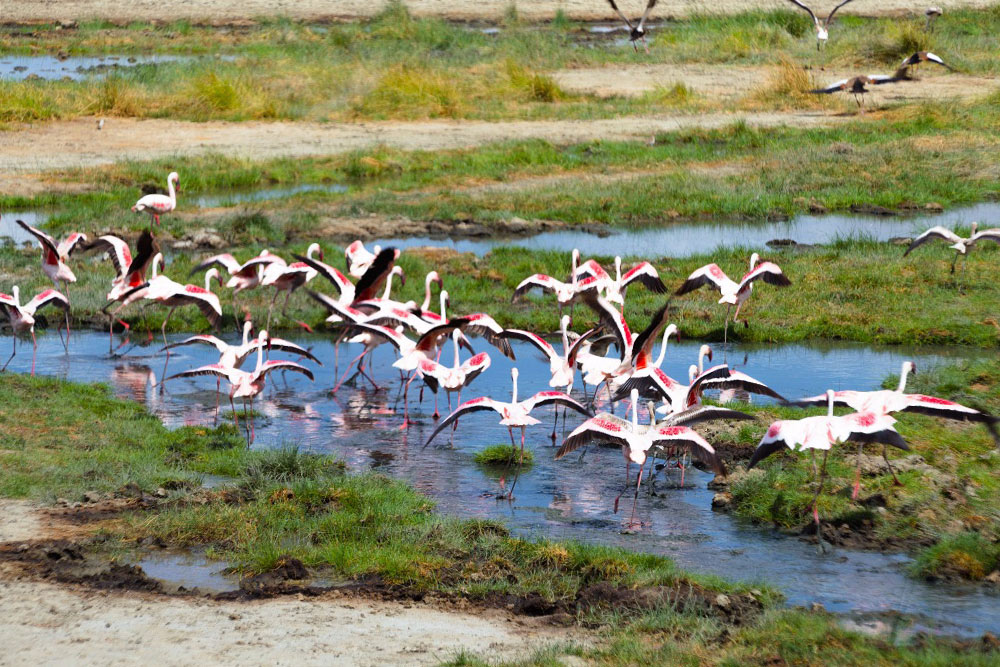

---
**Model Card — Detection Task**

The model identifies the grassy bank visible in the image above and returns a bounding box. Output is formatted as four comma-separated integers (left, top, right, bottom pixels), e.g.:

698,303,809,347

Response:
1,236,998,346
2,5,1000,123
713,358,1000,582
2,372,996,664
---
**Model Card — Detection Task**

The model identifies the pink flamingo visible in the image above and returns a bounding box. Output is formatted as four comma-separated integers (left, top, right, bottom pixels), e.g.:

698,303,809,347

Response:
577,256,666,310
424,367,592,498
345,240,382,279
260,244,322,330
189,250,282,320
792,361,999,496
98,237,163,352
749,390,907,547
165,332,314,443
0,286,70,375
417,330,491,419
556,389,724,526
513,249,600,318
675,253,791,342
132,171,179,227
15,218,86,339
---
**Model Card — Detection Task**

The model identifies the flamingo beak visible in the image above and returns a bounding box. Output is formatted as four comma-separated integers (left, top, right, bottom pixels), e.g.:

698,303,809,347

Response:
399,271,407,288
319,248,325,262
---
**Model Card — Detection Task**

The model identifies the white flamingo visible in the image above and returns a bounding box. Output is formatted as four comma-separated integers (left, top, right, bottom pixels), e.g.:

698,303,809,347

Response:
0,286,70,375
132,171,179,226
785,0,858,50
14,219,86,340
904,222,1000,276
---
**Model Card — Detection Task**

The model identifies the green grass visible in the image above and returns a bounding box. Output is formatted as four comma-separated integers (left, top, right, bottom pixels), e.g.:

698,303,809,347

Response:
724,358,1000,582
474,444,534,466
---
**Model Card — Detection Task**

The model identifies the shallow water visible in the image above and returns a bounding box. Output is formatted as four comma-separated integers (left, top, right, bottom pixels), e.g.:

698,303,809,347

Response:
137,551,238,593
5,327,998,635
0,54,185,81
372,202,1000,259
193,183,347,208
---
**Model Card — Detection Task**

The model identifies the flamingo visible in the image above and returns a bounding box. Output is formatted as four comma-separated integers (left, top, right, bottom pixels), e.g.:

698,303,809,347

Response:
15,219,86,340
556,389,724,526
161,319,321,422
424,367,592,498
165,332,314,443
189,250,282,321
345,240,383,279
791,361,1000,496
897,51,954,78
605,0,658,53
809,74,901,109
512,249,599,318
748,390,908,547
925,7,942,31
0,286,70,375
784,0,858,50
87,231,160,348
503,315,601,438
577,256,666,310
415,271,445,323
674,253,791,343
132,171,179,227
417,330,491,419
260,243,323,330
903,222,1000,277
686,345,786,404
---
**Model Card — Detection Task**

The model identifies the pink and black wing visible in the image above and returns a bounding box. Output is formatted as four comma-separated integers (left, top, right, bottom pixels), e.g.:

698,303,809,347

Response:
566,326,603,367
810,78,850,94
826,0,857,23
263,337,323,365
684,364,736,407
306,289,365,324
626,301,671,367
637,0,658,30
16,219,60,256
459,352,491,385
512,274,561,302
785,0,819,24
418,358,445,393
613,367,681,403
164,363,234,383
189,253,240,277
83,235,132,276
256,360,315,382
292,253,356,300
352,247,398,303
665,405,754,428
903,226,962,256
556,414,633,459
900,394,999,444
650,425,725,475
738,261,791,291
605,0,634,29
502,329,557,364
57,233,88,257
579,291,631,358
621,261,667,293
160,334,226,354
839,411,909,450
748,420,800,469
700,370,786,402
675,263,736,296
423,397,504,448
523,391,593,417
461,313,515,360
24,288,70,314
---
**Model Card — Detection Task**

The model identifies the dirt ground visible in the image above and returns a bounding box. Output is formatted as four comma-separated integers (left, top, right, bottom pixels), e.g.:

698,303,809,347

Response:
0,113,841,176
552,65,999,103
0,500,583,666
4,0,997,23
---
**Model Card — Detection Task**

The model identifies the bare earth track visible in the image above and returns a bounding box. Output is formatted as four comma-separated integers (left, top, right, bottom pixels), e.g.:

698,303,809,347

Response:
0,113,840,175
0,500,582,667
4,0,998,23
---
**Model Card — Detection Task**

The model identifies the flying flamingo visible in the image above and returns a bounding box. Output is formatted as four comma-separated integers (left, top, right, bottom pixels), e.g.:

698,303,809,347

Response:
577,256,666,310
95,235,162,352
503,315,601,438
556,389,724,526
785,0,858,50
189,250,282,321
161,319,321,422
513,249,599,319
424,367,592,498
685,345,785,404
605,0,659,53
260,243,323,330
809,74,901,109
165,332,314,443
897,51,954,78
674,253,791,343
791,361,1000,496
417,330,491,419
345,240,383,279
903,222,1000,277
0,286,70,375
132,171,179,227
748,390,908,548
15,218,86,339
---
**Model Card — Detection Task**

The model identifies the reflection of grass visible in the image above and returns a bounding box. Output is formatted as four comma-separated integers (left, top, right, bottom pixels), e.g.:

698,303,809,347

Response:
474,444,534,466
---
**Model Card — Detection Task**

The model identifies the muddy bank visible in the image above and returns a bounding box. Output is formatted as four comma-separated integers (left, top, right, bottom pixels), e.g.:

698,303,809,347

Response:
4,0,996,23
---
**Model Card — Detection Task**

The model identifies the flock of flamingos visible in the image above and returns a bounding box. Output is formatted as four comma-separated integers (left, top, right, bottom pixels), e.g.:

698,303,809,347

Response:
1,169,998,534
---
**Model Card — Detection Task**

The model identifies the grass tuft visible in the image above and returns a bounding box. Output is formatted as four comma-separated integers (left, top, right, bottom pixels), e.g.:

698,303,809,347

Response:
474,444,535,466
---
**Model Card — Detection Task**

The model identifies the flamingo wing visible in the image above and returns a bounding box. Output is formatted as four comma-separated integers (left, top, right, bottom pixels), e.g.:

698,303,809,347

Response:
57,233,88,257
969,229,1000,247
664,405,754,428
125,230,159,278
556,414,633,459
256,360,315,382
810,78,850,94
620,262,667,293
512,274,562,302
174,285,223,328
345,240,376,270
423,397,506,448
826,0,857,22
24,288,70,315
784,0,819,25
604,0,634,29
921,51,954,70
627,301,671,367
903,226,963,256
292,253,356,301
579,291,632,359
834,411,909,450
899,394,1000,442
15,219,60,256
650,425,725,475
574,259,610,282
502,329,558,363
347,321,410,352
353,247,398,302
83,235,132,277
787,390,863,410
566,327,603,367
160,334,227,354
700,370,786,402
675,263,737,296
460,313,515,360
415,318,470,353
165,364,236,383
306,289,365,324
737,261,792,291
459,352,491,384
261,337,323,365
522,391,592,417
189,253,241,276
637,0,658,30
614,367,682,403
748,419,807,469
684,364,736,407
417,359,446,393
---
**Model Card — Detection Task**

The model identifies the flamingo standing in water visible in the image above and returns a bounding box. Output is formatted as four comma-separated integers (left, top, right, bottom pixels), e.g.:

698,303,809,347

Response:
0,286,70,375
749,390,907,547
556,389,724,526
15,219,86,340
674,253,791,343
791,361,1000,496
424,367,591,498
161,319,321,422
94,234,162,351
132,171,179,227
165,332,314,443
417,330,491,419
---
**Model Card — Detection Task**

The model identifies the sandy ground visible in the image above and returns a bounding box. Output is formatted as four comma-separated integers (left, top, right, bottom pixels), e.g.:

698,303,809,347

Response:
5,0,997,23
552,65,999,103
0,500,582,666
0,113,840,176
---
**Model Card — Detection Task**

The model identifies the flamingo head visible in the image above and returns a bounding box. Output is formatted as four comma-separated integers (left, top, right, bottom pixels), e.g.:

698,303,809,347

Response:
688,364,698,382
971,221,980,236
663,323,678,342
571,248,580,265
11,285,19,306
153,252,165,275
560,314,571,331
392,265,406,287
749,252,760,269
511,367,519,381
243,319,254,336
307,243,323,262
168,171,180,192
205,268,221,287
374,244,382,254
700,344,712,363
615,256,622,272
440,290,450,311
427,270,442,288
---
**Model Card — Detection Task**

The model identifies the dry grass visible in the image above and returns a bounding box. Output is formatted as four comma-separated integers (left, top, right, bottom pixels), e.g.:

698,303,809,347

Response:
740,57,833,111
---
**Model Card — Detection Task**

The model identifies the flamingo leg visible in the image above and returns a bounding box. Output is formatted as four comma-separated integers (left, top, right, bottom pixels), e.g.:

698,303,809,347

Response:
614,459,631,514
723,304,732,345
810,449,830,553
265,289,280,332
30,330,37,376
432,387,440,420
249,397,255,444
852,442,863,500
356,354,380,390
506,426,527,500
62,281,71,350
332,347,370,392
160,307,176,381
882,444,902,486
214,377,221,426
229,394,239,433
1,335,15,372
400,372,417,429
629,466,645,528
950,252,959,275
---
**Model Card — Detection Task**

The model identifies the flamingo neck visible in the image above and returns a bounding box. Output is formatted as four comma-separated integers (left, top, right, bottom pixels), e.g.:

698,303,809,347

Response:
255,340,264,372
615,257,622,285
654,328,672,367
827,392,835,417
12,285,19,307
897,365,911,393
439,292,448,321
167,176,176,204
561,319,569,354
242,321,252,346
381,271,395,301
452,335,461,369
698,349,706,375
204,273,214,291
631,397,638,427
151,254,162,279
511,373,518,404
571,250,578,287
421,275,433,311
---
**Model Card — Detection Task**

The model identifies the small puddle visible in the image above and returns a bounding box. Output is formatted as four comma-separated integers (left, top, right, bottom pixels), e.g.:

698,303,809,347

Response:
136,551,238,593
193,183,347,208
0,211,49,246
0,54,186,81
200,474,234,489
